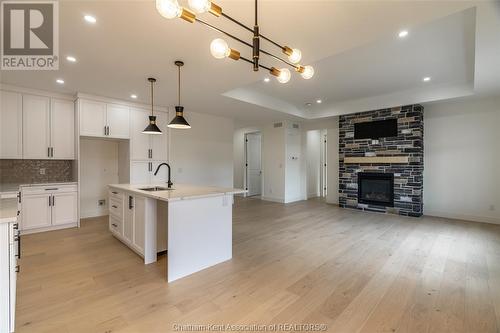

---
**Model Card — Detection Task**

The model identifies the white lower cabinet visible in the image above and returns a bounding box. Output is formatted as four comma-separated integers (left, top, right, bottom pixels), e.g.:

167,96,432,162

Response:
1,220,19,333
108,190,157,264
20,185,78,233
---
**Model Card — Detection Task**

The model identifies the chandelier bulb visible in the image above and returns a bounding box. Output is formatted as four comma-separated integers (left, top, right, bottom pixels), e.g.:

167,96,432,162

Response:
156,0,182,19
301,65,315,80
210,38,230,59
276,68,291,84
288,48,302,64
188,0,211,13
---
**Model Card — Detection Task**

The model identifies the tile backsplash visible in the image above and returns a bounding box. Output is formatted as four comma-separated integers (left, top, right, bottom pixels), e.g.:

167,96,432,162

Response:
0,159,75,184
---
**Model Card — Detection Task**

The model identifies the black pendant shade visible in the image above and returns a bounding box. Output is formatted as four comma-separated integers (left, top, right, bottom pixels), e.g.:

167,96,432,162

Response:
168,106,191,129
142,77,162,135
143,116,162,134
168,60,191,130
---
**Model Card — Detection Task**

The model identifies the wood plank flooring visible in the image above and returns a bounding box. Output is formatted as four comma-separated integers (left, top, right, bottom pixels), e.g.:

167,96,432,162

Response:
15,197,500,332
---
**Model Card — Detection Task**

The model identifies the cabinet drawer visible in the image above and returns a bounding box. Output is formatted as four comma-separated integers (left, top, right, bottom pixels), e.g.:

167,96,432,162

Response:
109,190,123,202
22,184,77,196
109,215,122,236
109,197,123,219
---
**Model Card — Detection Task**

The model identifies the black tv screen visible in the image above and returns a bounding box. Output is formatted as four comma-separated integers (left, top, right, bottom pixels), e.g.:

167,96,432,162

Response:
354,119,398,139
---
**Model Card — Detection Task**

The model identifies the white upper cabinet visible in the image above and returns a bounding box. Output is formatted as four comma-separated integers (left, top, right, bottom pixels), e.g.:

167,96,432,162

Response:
130,107,167,161
79,99,130,139
79,99,106,137
51,99,75,159
23,94,51,159
0,91,23,159
107,104,130,139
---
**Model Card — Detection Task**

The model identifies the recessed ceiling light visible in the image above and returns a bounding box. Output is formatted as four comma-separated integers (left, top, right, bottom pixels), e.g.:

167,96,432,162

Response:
423,77,431,82
84,15,96,24
305,103,312,107
264,77,270,82
316,99,322,104
398,30,409,38
66,56,76,62
56,79,65,84
130,94,138,99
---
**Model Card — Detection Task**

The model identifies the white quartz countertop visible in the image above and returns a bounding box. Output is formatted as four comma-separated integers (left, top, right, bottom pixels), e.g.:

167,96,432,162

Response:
108,184,246,202
0,198,18,224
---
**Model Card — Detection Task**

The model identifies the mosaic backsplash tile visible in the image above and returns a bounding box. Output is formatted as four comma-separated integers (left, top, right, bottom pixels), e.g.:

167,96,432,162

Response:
0,159,75,184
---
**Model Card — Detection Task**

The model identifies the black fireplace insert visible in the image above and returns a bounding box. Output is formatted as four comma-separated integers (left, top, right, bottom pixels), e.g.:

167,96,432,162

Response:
358,172,394,207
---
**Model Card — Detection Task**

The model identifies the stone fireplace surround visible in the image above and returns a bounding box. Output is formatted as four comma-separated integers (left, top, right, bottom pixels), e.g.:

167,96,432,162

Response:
339,105,424,217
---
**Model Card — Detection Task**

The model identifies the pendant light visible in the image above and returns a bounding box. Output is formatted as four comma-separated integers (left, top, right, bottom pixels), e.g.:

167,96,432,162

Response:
168,61,191,129
142,78,162,135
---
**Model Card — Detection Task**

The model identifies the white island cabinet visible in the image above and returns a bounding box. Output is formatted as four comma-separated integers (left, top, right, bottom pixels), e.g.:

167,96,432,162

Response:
108,184,245,282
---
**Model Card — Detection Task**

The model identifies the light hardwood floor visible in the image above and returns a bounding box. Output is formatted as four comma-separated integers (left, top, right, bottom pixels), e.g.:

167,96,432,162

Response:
16,197,500,333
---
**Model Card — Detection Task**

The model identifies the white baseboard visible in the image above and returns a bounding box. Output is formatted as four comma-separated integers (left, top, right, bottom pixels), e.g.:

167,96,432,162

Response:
261,196,285,203
285,196,304,204
424,210,500,225
21,222,77,235
81,209,107,219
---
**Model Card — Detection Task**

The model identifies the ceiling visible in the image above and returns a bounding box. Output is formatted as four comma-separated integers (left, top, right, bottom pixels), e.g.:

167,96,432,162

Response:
1,0,499,126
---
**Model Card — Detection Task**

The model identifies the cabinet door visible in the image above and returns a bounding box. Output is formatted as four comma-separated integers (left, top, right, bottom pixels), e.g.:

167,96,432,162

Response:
133,196,145,255
21,194,52,230
130,108,151,160
130,161,151,184
106,104,130,139
51,99,75,159
23,94,51,159
151,161,169,184
79,99,106,137
150,111,168,161
52,192,77,225
0,91,23,159
123,195,134,244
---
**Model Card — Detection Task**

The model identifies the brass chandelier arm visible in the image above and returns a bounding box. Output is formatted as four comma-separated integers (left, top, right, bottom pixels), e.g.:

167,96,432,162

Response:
195,18,298,70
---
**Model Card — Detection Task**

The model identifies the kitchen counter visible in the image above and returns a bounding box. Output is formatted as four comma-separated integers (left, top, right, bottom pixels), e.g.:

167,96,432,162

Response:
0,198,18,224
108,183,246,202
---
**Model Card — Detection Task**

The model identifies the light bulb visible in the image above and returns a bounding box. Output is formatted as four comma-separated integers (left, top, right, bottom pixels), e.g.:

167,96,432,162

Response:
301,65,314,79
188,0,211,13
288,48,302,64
210,38,230,59
156,0,182,19
277,68,291,84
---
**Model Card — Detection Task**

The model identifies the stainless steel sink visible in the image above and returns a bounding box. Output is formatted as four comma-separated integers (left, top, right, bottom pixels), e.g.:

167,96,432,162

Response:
138,186,173,192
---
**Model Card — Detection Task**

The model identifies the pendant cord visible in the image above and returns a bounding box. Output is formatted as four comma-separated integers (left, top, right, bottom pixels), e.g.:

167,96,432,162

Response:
255,0,257,26
150,80,154,117
178,65,181,106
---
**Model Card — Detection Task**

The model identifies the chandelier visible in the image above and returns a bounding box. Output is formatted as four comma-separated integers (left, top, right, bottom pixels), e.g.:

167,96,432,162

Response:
155,0,314,84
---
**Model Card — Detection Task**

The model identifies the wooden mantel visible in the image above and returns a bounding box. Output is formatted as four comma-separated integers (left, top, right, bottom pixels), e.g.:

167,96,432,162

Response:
343,156,409,164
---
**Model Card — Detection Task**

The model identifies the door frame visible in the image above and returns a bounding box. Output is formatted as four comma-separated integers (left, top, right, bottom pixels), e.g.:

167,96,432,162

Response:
244,131,262,198
320,131,328,198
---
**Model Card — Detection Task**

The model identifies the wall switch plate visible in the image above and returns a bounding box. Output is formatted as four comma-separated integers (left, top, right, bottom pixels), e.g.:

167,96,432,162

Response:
98,199,106,206
39,168,46,175
371,139,380,145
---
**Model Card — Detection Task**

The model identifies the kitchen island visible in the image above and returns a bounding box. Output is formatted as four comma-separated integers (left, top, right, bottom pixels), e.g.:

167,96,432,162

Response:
108,184,245,282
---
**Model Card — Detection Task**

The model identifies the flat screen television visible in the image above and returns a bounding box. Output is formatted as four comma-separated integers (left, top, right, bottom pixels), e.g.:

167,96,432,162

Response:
354,118,398,139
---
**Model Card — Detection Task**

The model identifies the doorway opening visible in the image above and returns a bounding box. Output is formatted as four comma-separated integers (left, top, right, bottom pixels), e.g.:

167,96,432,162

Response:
321,132,327,198
244,132,262,197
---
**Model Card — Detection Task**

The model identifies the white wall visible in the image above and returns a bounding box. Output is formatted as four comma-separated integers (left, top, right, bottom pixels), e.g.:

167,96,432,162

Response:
261,123,286,202
284,125,302,203
424,96,500,224
170,110,234,188
80,138,119,218
306,130,322,198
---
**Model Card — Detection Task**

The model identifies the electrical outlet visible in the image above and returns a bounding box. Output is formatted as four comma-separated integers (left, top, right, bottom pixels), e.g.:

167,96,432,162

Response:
98,199,106,206
39,168,46,175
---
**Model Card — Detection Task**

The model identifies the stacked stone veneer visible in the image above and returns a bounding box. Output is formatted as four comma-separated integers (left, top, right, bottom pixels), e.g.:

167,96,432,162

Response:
339,105,424,217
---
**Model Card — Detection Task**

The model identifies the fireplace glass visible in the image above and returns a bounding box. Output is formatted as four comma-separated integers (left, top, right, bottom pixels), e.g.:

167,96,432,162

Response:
358,172,394,207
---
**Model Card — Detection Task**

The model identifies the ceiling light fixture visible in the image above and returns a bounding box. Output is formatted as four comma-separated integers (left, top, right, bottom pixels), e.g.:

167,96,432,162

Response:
168,61,191,129
423,77,431,82
56,79,64,84
130,94,138,99
142,78,162,135
84,15,97,24
398,30,408,38
66,56,77,62
156,0,314,83
316,99,322,104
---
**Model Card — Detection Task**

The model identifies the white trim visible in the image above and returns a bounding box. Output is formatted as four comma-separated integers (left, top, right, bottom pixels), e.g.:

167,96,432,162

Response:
424,210,500,225
76,93,168,112
20,223,77,235
261,196,285,203
0,84,74,101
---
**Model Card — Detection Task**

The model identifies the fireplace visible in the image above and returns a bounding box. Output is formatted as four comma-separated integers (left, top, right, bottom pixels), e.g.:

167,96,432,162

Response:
358,172,394,207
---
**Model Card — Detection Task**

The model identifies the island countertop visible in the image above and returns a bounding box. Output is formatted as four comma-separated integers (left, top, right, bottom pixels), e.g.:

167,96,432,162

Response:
108,183,246,202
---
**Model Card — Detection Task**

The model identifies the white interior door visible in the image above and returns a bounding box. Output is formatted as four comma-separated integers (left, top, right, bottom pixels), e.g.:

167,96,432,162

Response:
245,133,262,196
51,99,75,159
23,94,50,159
321,134,328,197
